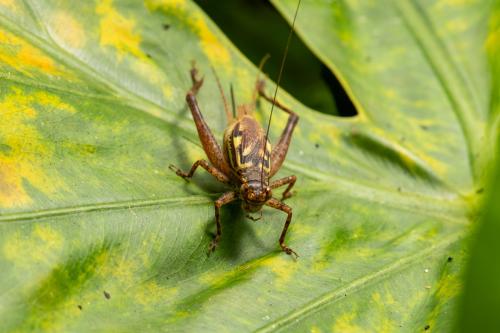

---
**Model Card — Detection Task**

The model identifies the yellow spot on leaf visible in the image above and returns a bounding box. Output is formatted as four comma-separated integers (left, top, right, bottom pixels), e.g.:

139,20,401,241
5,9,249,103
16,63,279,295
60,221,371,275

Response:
0,89,74,207
145,0,231,67
332,312,364,333
49,11,86,49
399,152,416,171
145,0,186,11
261,256,297,287
0,0,15,9
3,225,64,266
310,325,322,333
486,27,500,55
443,0,472,5
96,0,146,61
372,291,382,304
0,28,65,77
436,274,461,299
162,85,173,100
131,60,164,84
134,281,178,306
191,13,231,67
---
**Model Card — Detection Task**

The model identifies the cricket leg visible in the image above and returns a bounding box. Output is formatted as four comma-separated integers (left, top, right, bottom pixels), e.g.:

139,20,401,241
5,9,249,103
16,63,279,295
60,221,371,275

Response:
169,159,230,184
186,64,232,175
189,62,204,95
266,198,298,258
270,175,297,200
209,191,237,254
257,81,299,177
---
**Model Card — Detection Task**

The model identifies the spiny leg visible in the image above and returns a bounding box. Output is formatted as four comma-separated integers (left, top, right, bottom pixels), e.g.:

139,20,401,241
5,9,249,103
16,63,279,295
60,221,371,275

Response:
266,198,298,258
210,191,237,254
257,80,299,177
189,61,204,95
185,63,232,175
169,159,230,184
270,175,297,200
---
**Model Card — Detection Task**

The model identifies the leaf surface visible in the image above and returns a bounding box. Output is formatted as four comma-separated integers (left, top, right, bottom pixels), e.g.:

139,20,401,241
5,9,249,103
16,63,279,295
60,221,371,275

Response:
0,0,498,332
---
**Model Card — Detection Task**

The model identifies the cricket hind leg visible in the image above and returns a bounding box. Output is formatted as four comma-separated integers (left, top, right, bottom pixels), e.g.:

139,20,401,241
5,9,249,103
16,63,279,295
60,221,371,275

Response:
257,80,299,177
185,63,232,175
266,198,298,258
209,191,237,254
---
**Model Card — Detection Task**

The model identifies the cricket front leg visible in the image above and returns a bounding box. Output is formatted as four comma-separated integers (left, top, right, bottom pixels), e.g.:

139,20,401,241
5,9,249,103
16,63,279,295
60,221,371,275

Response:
186,64,231,175
270,175,297,200
169,159,230,184
257,81,299,177
266,198,298,258
209,191,237,254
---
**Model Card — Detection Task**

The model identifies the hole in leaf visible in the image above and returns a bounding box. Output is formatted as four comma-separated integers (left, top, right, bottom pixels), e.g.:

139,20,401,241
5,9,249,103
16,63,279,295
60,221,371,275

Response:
194,0,357,117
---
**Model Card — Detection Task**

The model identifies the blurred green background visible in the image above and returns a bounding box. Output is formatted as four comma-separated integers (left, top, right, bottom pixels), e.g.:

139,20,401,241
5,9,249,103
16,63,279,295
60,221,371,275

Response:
458,115,500,331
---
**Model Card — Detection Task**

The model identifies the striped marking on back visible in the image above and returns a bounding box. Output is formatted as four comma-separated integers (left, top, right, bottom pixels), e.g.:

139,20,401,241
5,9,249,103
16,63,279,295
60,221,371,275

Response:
224,117,271,176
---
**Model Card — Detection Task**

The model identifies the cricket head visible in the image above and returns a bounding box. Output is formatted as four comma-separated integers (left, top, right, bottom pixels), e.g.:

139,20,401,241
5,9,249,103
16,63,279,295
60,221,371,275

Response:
240,182,272,212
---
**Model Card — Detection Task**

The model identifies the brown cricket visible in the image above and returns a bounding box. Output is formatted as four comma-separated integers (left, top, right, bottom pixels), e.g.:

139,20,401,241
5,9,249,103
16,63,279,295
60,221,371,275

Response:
169,63,298,257
169,1,301,257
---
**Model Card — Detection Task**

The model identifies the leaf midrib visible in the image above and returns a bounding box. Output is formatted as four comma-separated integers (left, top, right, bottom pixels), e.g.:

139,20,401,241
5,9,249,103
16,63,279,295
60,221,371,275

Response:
0,4,469,224
0,181,467,227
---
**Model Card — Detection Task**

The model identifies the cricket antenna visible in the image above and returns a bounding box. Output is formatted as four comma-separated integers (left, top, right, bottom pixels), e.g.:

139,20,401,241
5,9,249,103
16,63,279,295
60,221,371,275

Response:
230,83,236,118
211,66,232,122
261,0,302,186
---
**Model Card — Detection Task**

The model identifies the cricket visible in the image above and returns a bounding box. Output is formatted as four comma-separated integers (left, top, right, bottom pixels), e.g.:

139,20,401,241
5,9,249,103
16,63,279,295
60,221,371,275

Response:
169,0,302,257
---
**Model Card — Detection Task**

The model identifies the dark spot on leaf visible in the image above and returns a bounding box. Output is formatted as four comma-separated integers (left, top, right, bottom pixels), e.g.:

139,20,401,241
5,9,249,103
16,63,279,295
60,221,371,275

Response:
447,256,453,263
420,125,429,131
314,143,319,148
476,187,484,194
146,53,152,59
425,324,430,330
80,144,96,155
162,23,170,30
0,144,11,154
77,305,82,310
397,187,402,192
104,291,111,300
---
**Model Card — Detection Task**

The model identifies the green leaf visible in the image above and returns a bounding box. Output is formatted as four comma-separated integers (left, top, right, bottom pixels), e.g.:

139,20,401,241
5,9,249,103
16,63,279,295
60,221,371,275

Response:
0,1,497,332
458,1,500,330
458,134,500,332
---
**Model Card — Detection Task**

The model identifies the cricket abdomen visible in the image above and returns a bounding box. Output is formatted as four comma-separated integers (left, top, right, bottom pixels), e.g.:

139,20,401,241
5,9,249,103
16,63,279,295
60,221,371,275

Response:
223,115,271,185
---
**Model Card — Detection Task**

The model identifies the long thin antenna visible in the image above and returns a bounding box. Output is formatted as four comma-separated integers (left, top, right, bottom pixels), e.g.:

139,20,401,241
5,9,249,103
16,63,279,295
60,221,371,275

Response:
230,83,236,118
261,0,301,185
211,66,232,122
